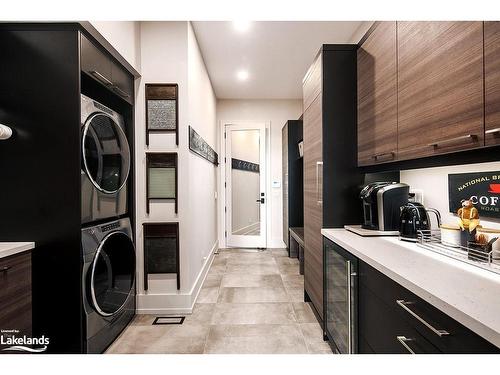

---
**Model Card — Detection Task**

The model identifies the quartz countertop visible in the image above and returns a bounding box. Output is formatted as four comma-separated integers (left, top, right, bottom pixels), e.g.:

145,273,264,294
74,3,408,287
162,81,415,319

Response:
0,242,35,259
321,228,500,348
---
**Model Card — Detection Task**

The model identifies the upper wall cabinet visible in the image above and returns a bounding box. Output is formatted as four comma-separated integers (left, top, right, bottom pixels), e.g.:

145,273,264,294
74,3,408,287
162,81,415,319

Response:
80,34,134,104
397,22,484,160
485,22,500,146
357,22,398,166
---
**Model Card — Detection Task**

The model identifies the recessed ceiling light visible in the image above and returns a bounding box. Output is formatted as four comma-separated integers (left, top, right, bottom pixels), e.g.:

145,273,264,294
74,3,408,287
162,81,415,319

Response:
233,21,251,32
236,70,249,81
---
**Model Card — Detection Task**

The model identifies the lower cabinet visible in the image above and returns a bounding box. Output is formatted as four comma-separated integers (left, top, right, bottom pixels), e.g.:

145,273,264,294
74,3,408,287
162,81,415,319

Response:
0,251,32,338
324,237,500,354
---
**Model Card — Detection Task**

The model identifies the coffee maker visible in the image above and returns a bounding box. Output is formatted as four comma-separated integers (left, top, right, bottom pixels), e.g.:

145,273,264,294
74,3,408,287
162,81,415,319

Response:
360,182,410,231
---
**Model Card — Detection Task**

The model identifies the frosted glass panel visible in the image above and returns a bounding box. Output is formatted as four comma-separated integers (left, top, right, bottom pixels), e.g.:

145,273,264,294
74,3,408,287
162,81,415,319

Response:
149,168,176,198
231,129,260,236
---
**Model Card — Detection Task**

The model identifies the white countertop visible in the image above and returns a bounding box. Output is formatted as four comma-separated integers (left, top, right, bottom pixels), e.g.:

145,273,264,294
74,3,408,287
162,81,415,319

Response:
0,242,35,259
321,228,500,348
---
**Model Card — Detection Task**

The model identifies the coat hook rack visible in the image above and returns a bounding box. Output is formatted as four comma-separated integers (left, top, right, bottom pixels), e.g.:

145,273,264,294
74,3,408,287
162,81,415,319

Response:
0,124,13,140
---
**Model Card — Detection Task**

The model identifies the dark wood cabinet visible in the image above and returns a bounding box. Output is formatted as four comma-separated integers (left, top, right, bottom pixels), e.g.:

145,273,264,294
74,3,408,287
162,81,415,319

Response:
485,21,500,146
81,34,134,104
357,21,398,166
303,46,363,322
358,260,499,354
397,22,484,160
282,120,303,249
303,94,323,317
0,252,32,339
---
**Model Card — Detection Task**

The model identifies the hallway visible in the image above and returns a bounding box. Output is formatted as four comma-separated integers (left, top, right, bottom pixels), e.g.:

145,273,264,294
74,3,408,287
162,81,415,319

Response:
107,248,332,354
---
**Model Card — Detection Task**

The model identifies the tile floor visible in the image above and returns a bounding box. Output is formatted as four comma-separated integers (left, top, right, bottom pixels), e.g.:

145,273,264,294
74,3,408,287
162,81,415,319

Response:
106,248,333,354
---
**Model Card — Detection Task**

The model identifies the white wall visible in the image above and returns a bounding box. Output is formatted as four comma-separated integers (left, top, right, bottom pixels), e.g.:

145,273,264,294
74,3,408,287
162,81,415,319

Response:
90,21,141,72
401,162,500,230
126,21,217,314
217,99,303,248
186,21,218,302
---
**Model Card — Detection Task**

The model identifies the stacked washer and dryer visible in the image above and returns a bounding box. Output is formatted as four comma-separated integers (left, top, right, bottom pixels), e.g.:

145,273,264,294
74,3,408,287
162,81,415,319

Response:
80,94,136,353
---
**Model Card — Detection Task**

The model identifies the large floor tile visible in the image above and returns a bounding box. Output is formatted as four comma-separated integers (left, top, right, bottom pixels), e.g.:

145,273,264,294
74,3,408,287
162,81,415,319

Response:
225,263,280,275
184,303,215,323
217,287,289,303
277,263,301,275
221,273,284,288
281,274,304,289
211,303,297,325
292,302,318,323
205,324,308,354
299,323,333,354
203,273,223,288
197,286,220,303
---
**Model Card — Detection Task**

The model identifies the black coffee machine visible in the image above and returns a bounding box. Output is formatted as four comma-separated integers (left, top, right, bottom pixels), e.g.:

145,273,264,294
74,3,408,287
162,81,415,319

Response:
360,182,410,231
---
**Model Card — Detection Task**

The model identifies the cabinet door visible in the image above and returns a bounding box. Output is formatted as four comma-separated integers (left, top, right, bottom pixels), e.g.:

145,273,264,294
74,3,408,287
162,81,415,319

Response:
397,22,484,160
485,21,500,146
111,63,134,104
0,252,32,338
303,94,323,319
81,34,113,87
357,22,398,166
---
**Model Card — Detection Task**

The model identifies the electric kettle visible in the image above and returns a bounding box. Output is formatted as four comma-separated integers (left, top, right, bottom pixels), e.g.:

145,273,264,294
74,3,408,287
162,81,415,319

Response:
399,202,441,242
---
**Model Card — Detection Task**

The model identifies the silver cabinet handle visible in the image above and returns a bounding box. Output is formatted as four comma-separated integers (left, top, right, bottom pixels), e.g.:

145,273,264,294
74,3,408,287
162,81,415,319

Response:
372,151,395,162
90,70,113,86
396,336,416,354
0,123,13,140
428,134,478,148
346,260,352,353
396,300,450,337
486,128,500,135
1,265,12,273
316,161,323,206
112,86,131,98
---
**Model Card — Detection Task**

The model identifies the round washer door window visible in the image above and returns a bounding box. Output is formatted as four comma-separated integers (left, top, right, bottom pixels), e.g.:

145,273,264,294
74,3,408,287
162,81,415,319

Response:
90,232,135,316
82,113,130,194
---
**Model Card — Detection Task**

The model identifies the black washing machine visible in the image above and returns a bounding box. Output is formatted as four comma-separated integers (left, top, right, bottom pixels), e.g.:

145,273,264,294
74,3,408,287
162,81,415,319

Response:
81,217,136,353
81,94,130,225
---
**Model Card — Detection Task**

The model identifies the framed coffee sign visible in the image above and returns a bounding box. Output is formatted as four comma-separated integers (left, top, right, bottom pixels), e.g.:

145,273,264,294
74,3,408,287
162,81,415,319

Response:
448,172,500,218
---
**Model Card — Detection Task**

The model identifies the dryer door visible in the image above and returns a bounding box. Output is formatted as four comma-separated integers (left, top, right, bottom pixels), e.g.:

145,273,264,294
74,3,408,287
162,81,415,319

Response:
82,113,130,194
90,231,135,316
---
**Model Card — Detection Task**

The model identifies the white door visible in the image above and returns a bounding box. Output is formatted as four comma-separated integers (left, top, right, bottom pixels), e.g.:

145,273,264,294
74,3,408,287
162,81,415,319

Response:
225,123,266,248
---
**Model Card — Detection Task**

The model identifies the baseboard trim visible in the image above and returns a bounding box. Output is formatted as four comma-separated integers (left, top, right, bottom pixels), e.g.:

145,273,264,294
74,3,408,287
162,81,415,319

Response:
136,240,218,315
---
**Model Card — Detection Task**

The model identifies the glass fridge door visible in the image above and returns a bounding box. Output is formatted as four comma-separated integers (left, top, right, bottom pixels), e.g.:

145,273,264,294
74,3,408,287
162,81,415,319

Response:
325,239,357,354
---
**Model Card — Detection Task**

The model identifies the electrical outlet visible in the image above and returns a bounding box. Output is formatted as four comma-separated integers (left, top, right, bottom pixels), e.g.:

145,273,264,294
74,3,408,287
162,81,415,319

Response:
410,189,424,204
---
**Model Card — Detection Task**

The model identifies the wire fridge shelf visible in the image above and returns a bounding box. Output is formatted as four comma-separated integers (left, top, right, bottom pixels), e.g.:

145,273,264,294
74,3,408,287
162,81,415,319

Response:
416,230,500,276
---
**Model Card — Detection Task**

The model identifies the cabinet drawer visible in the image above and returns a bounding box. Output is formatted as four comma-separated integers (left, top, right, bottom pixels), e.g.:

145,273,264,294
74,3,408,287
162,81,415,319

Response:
303,52,322,111
0,252,32,333
359,284,441,354
81,34,113,87
359,261,499,353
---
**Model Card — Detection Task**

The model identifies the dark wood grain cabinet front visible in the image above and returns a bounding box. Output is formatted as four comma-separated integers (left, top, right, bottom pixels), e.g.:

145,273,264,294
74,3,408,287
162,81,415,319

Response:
397,22,484,160
81,34,134,104
0,252,32,338
357,21,398,166
81,34,113,87
303,93,323,319
485,21,500,146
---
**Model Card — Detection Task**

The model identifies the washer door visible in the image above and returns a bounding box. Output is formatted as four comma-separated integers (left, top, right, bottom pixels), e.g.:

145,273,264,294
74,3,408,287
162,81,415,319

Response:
82,113,130,194
90,232,135,316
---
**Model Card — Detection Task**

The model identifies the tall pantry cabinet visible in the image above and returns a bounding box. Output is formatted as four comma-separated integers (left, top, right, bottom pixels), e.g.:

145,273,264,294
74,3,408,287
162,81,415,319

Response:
302,45,364,322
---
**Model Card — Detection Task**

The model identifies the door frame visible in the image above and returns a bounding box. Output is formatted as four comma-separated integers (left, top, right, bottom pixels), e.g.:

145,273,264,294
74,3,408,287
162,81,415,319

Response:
218,120,270,248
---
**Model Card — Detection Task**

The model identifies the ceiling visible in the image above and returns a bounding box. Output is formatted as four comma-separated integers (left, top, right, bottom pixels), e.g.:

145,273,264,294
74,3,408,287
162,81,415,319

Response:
191,21,373,99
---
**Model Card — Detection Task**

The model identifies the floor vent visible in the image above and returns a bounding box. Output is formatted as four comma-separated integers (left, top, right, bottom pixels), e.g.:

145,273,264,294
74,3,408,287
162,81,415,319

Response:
152,316,185,325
